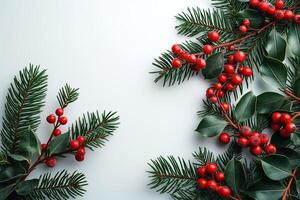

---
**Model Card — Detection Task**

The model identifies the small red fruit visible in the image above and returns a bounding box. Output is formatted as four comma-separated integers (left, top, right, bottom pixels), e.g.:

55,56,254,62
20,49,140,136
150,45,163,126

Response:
70,140,80,150
217,186,232,198
260,133,270,145
249,135,261,146
285,123,296,133
229,45,235,51
272,112,282,123
208,31,220,42
228,55,235,64
294,15,300,24
206,88,215,97
238,137,249,147
249,0,260,7
188,54,197,64
243,19,250,26
259,2,269,12
234,51,246,63
267,4,276,15
209,96,218,104
281,113,291,124
271,123,281,131
41,143,47,152
240,125,252,137
59,116,68,125
172,58,183,69
217,90,225,98
172,44,182,55
214,82,223,90
206,163,218,174
265,144,277,154
239,25,248,33
203,44,214,54
225,64,235,74
77,136,85,145
219,132,230,144
196,58,206,70
280,128,291,137
47,114,56,124
284,10,294,20
53,129,62,136
242,67,253,77
274,10,285,20
179,53,189,60
218,74,227,83
231,74,243,85
75,154,85,162
207,180,218,191
275,0,284,9
55,108,64,116
225,83,236,91
215,172,225,181
46,157,56,167
251,145,262,156
221,102,230,111
197,178,207,189
77,147,86,155
198,166,206,177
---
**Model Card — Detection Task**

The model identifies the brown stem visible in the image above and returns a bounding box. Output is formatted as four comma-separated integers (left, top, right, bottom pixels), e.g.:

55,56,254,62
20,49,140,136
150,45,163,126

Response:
230,196,241,200
291,111,300,121
285,89,300,102
219,101,239,130
282,166,299,200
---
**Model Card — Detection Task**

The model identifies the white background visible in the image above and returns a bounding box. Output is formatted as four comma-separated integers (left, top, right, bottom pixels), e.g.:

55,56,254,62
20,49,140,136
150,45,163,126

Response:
0,1,255,199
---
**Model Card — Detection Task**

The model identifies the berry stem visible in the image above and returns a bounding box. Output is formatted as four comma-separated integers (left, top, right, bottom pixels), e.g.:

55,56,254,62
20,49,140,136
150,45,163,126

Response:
291,111,300,121
219,101,239,130
230,196,241,200
285,89,300,102
282,166,299,200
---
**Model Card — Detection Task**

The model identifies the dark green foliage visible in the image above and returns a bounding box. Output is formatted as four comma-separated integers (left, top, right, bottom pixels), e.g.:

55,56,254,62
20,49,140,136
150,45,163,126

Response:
211,0,247,19
57,84,79,108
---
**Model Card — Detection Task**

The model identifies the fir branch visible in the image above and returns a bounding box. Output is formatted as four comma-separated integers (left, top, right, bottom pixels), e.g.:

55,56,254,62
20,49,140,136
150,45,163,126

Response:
192,148,215,166
57,84,79,109
0,64,47,154
211,0,247,19
26,170,87,200
216,142,242,171
69,111,119,150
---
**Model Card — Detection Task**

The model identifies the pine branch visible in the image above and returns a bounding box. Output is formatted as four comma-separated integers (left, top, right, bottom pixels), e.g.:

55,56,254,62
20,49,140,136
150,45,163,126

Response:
0,64,47,154
175,8,234,37
216,142,242,171
192,147,215,166
211,0,247,18
26,170,87,200
69,111,119,150
57,84,79,109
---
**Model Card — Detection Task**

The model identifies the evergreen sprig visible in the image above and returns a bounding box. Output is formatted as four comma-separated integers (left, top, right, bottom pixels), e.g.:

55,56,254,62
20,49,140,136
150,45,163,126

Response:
57,84,79,109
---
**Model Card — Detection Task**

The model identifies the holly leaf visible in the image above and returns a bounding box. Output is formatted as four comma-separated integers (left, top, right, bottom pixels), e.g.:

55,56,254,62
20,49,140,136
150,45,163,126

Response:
271,132,291,148
19,128,41,160
293,77,300,97
247,180,285,200
256,92,290,114
291,132,300,146
277,148,300,168
265,29,287,61
8,154,28,162
234,91,256,121
260,56,287,89
0,183,16,200
237,9,264,28
0,163,27,183
261,154,292,181
47,133,69,156
202,52,224,79
288,24,300,57
195,115,228,137
225,158,246,194
16,179,39,196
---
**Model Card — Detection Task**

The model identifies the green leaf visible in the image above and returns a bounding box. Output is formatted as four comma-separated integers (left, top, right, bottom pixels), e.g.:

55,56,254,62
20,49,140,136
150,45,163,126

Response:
271,133,291,148
0,154,8,165
296,180,300,195
256,92,289,114
293,77,300,97
235,91,256,121
16,179,39,195
277,148,300,168
47,133,69,156
237,9,264,28
265,29,287,60
291,132,300,146
247,180,285,200
202,52,224,79
19,129,41,160
0,183,16,200
288,24,300,57
260,56,287,89
225,158,246,193
8,154,28,162
261,154,292,181
195,115,228,137
0,164,26,183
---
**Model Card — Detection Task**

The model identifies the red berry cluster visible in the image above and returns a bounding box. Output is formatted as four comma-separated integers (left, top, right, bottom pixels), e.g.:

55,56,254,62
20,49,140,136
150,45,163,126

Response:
70,136,86,162
197,163,231,198
171,44,206,70
271,112,296,137
219,126,277,156
239,18,251,33
250,0,300,23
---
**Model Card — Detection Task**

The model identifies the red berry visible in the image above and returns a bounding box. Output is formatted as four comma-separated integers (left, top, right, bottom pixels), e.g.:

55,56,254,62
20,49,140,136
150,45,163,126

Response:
243,19,251,26
231,74,243,85
219,132,230,144
285,123,296,133
188,54,197,64
172,44,182,55
228,55,235,64
238,66,244,74
77,147,86,155
208,31,220,42
77,136,85,145
238,137,249,147
53,129,62,136
207,180,218,191
206,163,218,174
197,178,207,189
209,96,218,104
196,58,206,70
46,157,56,167
225,64,235,74
206,88,215,97
239,25,248,33
218,186,232,198
275,0,284,9
242,67,253,77
221,102,230,111
179,53,189,60
229,45,235,51
249,135,261,146
240,126,252,137
218,74,227,83
260,133,270,145
172,58,183,69
280,128,291,137
272,112,282,123
294,15,300,24
252,132,260,137
249,0,260,7
251,145,262,156
70,140,80,150
284,10,294,20
41,143,47,152
265,144,277,154
198,167,206,177
267,4,276,15
225,83,236,92
234,51,246,63
75,153,85,162
217,90,225,98
259,2,269,12
214,82,223,90
281,113,291,124
47,114,56,124
59,116,68,125
274,10,285,20
271,123,281,131
215,172,225,181
55,108,64,116
203,44,214,54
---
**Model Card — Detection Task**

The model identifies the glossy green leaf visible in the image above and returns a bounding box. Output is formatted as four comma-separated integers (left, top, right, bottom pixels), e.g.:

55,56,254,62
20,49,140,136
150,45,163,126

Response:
0,183,16,200
237,9,264,28
293,77,300,97
225,158,246,193
196,115,228,137
291,133,300,146
8,154,28,162
261,154,292,181
278,148,300,168
256,92,289,114
271,133,291,148
202,52,224,79
235,91,256,121
260,56,287,89
288,24,300,56
19,129,41,160
16,179,39,195
0,164,26,183
47,133,69,156
265,29,287,60
247,180,285,200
